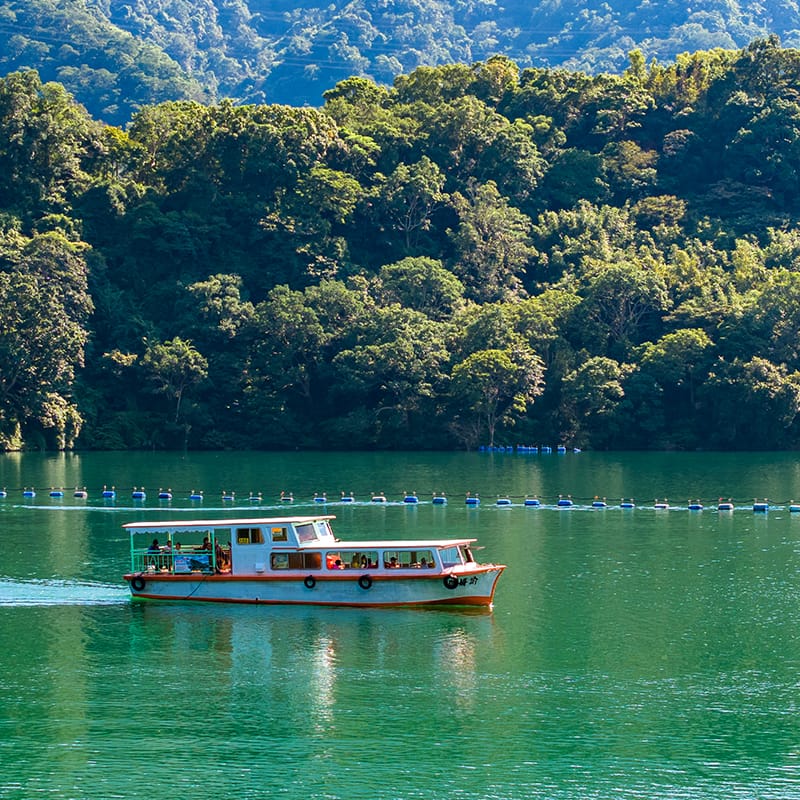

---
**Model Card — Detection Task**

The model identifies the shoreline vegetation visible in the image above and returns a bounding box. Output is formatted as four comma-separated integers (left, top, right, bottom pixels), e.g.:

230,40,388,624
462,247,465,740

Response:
3,39,800,452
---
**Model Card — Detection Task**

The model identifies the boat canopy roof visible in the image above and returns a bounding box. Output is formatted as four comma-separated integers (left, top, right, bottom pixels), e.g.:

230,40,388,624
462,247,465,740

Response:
123,515,336,532
309,539,478,549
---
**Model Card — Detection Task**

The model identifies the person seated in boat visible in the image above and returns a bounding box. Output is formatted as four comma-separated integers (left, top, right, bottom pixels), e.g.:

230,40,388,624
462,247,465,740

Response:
201,536,212,551
333,559,344,569
360,555,369,569
386,556,399,568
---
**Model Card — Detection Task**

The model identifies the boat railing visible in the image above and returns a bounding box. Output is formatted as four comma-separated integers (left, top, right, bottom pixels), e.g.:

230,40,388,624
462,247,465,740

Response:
132,546,231,575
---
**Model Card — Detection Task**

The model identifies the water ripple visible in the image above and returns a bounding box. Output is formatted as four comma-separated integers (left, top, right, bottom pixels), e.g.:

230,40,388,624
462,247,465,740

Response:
0,577,129,606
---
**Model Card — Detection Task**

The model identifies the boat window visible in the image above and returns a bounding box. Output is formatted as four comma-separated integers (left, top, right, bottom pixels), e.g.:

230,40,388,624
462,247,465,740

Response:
270,526,288,542
342,550,378,569
325,552,344,570
439,546,463,567
295,523,317,543
316,520,334,539
271,553,289,569
381,550,436,568
236,527,264,545
326,550,378,570
287,552,321,570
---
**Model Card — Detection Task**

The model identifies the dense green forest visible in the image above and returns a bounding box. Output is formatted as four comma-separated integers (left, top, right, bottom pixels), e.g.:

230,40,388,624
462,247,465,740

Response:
2,0,800,122
4,38,800,451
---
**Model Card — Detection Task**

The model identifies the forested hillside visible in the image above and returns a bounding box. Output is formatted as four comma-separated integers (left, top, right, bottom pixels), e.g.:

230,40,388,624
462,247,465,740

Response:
2,0,800,121
3,40,800,451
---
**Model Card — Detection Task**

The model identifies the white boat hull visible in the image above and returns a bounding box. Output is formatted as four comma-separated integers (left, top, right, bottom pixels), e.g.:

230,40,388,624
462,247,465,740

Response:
125,566,503,607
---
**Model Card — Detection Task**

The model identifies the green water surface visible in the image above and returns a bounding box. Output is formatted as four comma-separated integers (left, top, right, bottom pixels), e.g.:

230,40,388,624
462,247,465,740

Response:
0,451,799,799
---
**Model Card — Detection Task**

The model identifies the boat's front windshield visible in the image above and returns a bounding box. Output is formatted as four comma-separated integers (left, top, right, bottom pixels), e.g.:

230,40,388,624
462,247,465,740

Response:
439,545,471,567
295,522,318,542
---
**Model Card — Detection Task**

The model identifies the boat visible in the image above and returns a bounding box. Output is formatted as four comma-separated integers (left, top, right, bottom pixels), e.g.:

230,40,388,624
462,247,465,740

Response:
123,515,505,607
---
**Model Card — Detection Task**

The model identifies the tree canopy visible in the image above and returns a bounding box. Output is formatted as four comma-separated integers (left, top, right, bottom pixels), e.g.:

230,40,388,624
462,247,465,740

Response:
4,42,800,450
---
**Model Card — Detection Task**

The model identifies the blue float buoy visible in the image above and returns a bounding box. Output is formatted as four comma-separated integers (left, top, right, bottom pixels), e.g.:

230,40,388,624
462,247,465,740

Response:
102,486,116,499
132,487,146,500
73,488,88,499
432,494,447,505
524,497,540,507
222,491,235,502
403,493,418,504
620,499,635,509
49,488,63,498
496,497,512,506
280,492,293,503
465,494,480,506
591,497,607,508
688,501,703,511
557,496,573,508
158,488,172,500
189,491,203,501
22,488,35,498
753,500,769,512
371,493,387,503
717,499,734,511
314,493,327,503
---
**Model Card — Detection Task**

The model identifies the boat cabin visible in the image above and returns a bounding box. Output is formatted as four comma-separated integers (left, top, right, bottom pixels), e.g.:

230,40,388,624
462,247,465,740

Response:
124,515,477,577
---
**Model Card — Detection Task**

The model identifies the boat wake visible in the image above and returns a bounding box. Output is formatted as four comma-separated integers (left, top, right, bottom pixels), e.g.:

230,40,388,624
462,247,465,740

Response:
0,578,130,607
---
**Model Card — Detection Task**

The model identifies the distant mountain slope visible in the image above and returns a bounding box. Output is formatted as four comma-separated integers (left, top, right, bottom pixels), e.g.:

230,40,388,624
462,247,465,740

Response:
2,0,800,120
0,0,209,123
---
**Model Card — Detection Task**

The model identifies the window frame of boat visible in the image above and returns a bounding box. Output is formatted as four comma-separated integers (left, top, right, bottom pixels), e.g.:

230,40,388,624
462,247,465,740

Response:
324,550,379,570
380,549,436,569
270,551,322,570
270,526,288,542
236,527,264,545
295,522,318,543
438,546,464,567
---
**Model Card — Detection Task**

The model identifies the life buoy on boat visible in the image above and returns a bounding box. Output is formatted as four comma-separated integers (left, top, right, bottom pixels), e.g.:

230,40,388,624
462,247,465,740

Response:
358,574,373,590
443,575,459,590
303,575,316,589
131,576,146,592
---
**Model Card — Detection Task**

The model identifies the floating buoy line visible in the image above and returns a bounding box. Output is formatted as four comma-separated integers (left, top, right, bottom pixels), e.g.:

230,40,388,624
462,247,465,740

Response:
480,445,581,453
0,486,796,513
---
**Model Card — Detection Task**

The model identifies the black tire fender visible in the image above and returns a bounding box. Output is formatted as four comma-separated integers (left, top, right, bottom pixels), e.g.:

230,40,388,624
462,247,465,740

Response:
131,576,146,592
303,575,317,589
443,574,459,590
358,574,373,590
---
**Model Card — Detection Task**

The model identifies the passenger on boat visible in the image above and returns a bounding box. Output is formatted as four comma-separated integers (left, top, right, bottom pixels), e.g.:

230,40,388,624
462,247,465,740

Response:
201,536,211,551
147,538,162,568
387,557,399,568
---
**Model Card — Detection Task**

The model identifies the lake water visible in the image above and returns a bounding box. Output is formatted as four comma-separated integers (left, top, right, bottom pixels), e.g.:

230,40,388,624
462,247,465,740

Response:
1,450,800,799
